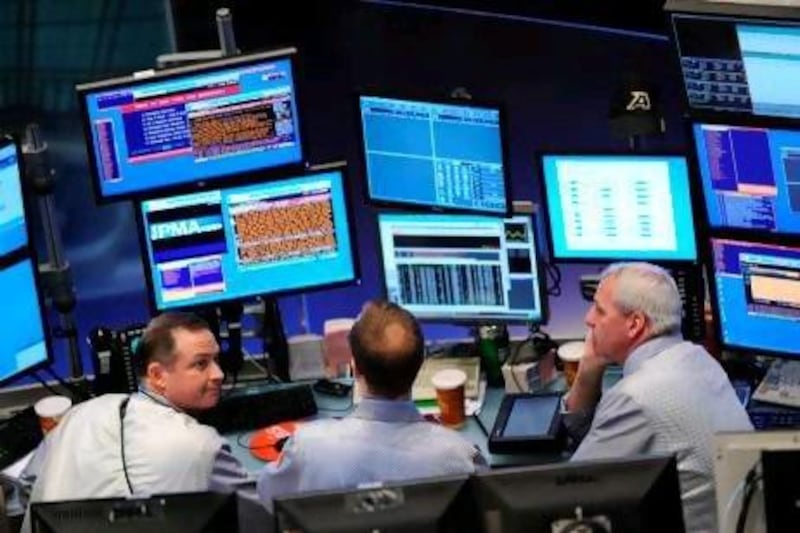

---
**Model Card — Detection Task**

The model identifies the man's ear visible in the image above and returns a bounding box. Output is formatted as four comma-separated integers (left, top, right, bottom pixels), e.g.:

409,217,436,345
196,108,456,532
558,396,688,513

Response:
146,361,168,392
627,311,648,339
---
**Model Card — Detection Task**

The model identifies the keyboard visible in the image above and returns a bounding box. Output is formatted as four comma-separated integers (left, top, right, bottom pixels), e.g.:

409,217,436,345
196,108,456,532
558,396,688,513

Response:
748,402,800,430
199,383,318,434
0,407,43,471
752,359,800,408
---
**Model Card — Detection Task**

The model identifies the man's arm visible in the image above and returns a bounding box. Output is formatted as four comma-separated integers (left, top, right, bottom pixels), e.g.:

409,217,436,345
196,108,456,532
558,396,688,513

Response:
208,443,258,503
562,331,607,442
256,436,304,513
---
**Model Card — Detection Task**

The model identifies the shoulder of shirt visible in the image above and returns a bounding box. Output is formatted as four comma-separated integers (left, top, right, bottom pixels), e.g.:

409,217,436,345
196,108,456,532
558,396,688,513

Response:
130,396,224,449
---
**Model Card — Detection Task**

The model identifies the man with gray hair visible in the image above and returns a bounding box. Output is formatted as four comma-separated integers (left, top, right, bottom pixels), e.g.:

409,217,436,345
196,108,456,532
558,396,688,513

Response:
565,262,751,533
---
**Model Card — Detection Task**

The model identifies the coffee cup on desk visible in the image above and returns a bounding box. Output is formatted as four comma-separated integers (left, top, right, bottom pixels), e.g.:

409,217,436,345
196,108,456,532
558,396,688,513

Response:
558,341,585,388
431,369,467,428
34,395,72,435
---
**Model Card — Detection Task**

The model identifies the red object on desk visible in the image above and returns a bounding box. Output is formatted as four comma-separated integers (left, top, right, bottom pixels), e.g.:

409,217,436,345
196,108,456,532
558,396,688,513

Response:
249,421,301,462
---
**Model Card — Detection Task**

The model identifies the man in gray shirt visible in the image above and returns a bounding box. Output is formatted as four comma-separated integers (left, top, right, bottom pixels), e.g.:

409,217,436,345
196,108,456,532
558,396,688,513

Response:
564,262,752,533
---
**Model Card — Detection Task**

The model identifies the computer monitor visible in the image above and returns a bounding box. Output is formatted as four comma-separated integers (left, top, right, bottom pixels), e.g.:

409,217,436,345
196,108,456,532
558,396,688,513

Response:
30,491,237,533
377,212,546,323
709,237,800,358
539,153,698,262
137,167,357,312
713,431,800,533
667,1,800,119
473,455,685,533
76,48,305,202
692,122,800,235
273,475,478,533
0,140,28,255
357,95,510,215
0,255,52,385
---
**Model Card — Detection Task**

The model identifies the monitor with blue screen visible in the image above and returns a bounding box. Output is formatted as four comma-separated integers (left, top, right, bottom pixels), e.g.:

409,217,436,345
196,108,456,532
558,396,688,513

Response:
710,237,800,358
358,95,510,215
377,212,545,323
669,5,800,119
0,255,51,385
77,48,304,202
693,122,800,235
0,142,28,256
137,167,357,311
540,153,697,262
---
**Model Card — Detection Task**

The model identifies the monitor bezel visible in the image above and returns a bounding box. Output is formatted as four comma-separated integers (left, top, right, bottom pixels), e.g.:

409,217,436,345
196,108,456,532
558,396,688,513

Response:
373,210,549,326
535,150,702,264
706,235,800,360
666,4,800,126
76,47,309,204
0,135,54,385
134,163,361,315
355,91,513,217
686,117,800,245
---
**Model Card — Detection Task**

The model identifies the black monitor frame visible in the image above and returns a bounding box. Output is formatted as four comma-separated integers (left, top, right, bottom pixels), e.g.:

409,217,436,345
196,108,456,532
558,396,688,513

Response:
535,149,705,266
76,47,309,204
0,135,53,386
373,209,549,326
355,90,513,217
133,162,361,315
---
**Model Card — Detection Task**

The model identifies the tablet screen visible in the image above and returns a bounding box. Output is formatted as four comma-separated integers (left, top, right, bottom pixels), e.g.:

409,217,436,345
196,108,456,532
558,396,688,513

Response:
502,395,560,437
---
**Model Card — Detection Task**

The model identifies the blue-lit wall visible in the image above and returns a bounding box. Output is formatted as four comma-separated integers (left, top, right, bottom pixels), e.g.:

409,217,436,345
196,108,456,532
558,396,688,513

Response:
8,2,690,383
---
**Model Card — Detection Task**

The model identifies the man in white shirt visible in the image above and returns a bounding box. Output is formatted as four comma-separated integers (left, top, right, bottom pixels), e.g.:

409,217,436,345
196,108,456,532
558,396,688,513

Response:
564,262,752,533
257,300,486,510
22,312,256,530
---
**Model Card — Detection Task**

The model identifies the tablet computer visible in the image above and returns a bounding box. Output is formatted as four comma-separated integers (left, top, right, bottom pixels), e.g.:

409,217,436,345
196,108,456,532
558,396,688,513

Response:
488,392,563,454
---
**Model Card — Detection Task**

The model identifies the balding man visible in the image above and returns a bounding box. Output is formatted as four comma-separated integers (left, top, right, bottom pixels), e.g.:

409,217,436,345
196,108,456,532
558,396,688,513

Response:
256,299,485,509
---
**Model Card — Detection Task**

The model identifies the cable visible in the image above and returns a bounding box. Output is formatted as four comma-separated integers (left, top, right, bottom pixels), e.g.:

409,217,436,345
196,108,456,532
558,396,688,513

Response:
472,413,490,438
735,464,762,533
42,367,90,401
545,261,562,297
32,372,64,397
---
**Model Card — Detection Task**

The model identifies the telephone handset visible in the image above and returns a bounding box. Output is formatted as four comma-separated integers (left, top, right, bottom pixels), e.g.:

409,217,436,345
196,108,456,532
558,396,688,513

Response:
87,325,145,394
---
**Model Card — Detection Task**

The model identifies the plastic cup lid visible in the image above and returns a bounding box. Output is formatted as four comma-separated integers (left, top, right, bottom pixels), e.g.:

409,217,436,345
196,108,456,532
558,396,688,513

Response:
558,341,585,362
34,395,73,417
431,368,467,390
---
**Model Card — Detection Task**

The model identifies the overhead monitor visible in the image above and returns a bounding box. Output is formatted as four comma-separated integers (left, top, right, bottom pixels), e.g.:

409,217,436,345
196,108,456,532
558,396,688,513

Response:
77,48,305,202
377,212,546,323
692,122,800,235
274,475,477,533
0,140,28,256
0,255,52,385
539,153,698,262
30,491,237,532
137,167,357,311
710,237,800,358
668,2,800,119
358,95,510,215
473,455,685,533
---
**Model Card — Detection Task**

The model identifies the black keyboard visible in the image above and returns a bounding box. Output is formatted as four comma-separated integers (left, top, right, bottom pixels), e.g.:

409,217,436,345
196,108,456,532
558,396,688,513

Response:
199,383,318,434
748,403,800,430
0,407,43,471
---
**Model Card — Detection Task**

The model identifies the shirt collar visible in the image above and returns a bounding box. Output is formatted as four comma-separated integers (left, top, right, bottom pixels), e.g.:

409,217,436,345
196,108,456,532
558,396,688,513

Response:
351,397,425,423
137,386,181,412
622,334,683,377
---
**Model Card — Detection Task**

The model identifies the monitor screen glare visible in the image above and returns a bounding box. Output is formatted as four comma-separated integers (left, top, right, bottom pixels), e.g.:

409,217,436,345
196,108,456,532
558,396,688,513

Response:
139,170,356,311
359,95,508,214
541,154,697,261
79,51,304,200
378,213,544,323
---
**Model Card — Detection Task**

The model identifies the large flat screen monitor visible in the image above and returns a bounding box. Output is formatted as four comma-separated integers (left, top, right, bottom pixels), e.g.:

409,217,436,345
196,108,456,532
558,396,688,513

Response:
77,48,305,202
377,212,546,323
539,153,698,262
137,167,357,311
358,95,510,215
473,455,685,533
710,237,800,358
669,4,800,120
274,475,477,533
0,142,28,255
692,122,800,235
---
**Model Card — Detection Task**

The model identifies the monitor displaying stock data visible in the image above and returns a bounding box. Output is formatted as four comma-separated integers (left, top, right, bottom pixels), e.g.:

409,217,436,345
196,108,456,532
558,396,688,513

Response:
138,168,357,311
670,9,800,119
377,213,545,323
710,237,800,357
693,122,800,234
0,142,28,256
358,95,510,215
77,49,304,201
540,153,697,262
